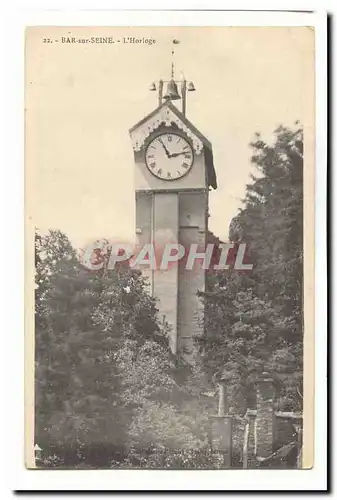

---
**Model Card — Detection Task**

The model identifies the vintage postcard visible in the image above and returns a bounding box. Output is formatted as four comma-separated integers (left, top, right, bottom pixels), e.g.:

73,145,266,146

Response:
25,23,316,472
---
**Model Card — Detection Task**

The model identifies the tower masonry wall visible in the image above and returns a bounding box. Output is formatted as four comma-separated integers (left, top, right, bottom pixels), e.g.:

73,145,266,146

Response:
135,189,208,359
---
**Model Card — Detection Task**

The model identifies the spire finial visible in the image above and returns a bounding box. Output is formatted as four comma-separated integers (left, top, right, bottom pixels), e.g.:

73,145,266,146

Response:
171,39,180,80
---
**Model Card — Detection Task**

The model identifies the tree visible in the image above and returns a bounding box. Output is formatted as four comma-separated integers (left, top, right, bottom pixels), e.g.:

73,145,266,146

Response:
35,231,162,457
35,231,213,467
199,124,303,413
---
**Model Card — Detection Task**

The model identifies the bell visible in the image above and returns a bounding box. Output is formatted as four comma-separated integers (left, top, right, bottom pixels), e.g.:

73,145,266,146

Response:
163,79,181,100
187,81,196,92
149,82,157,91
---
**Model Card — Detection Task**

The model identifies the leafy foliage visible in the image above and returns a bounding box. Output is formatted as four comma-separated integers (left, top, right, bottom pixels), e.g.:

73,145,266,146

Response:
200,124,303,413
35,231,214,466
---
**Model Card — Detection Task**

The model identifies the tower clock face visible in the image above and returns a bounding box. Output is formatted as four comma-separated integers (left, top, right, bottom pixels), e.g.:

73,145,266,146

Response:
145,133,194,180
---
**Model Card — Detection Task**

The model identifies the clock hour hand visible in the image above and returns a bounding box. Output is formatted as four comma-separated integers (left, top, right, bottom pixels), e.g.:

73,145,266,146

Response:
158,138,171,158
169,151,186,158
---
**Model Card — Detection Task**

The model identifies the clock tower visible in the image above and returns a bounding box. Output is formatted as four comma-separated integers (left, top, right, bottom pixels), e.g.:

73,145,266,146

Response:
129,58,217,359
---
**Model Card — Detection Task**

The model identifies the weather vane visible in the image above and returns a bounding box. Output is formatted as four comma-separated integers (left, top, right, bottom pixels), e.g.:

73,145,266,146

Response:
149,39,196,116
171,38,179,79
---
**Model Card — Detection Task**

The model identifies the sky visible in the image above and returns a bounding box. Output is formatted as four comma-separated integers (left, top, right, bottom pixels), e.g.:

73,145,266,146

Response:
26,26,314,249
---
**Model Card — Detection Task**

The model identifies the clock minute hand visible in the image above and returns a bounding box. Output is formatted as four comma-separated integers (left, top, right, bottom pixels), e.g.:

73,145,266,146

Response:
158,138,171,158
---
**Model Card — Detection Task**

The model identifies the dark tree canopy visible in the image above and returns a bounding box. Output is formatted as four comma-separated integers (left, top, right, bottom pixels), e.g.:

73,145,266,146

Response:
35,230,212,467
199,124,303,413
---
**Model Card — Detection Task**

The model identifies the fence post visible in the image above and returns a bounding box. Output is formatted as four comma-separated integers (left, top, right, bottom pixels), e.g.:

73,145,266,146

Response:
255,372,275,459
34,443,43,467
210,373,233,468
